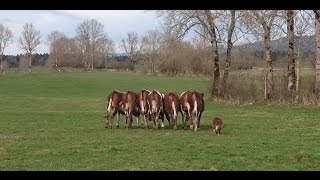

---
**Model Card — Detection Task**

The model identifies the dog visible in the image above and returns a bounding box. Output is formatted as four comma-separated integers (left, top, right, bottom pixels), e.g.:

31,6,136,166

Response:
212,117,223,136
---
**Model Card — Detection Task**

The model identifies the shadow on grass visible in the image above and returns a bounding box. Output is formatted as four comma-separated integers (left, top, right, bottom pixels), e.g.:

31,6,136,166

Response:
103,123,225,132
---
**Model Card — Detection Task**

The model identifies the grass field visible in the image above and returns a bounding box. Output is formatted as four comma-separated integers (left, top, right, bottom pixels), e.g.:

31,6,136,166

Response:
0,69,320,170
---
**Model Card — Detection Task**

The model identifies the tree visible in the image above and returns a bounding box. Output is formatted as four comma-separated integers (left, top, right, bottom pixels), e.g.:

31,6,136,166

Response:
241,10,279,99
103,36,115,68
141,29,162,74
287,10,296,98
18,23,41,73
0,24,13,75
76,20,90,71
274,10,313,101
47,31,66,71
294,11,314,101
76,19,105,71
314,10,320,100
120,31,141,71
218,10,237,91
49,37,80,68
95,35,114,68
156,10,221,97
88,19,105,71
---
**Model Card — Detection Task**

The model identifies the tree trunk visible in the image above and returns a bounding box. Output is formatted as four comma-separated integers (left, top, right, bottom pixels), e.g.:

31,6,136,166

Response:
314,11,320,100
148,54,153,74
0,54,3,76
264,27,273,99
205,10,220,97
84,46,88,71
222,10,236,92
152,61,155,74
295,58,300,102
211,35,220,97
150,58,154,74
55,56,58,70
91,46,95,71
84,56,87,71
29,53,32,73
149,54,155,75
287,10,296,99
105,54,108,68
91,59,93,71
130,58,135,71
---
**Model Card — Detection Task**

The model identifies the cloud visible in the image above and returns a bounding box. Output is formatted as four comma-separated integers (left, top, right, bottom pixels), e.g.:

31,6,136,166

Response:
59,10,160,41
0,10,160,55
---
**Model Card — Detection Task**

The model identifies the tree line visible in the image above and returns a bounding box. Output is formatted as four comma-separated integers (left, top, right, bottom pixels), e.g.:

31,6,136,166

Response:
0,10,320,103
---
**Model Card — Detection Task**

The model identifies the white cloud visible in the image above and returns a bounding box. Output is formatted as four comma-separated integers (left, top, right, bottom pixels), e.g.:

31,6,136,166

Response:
0,10,160,55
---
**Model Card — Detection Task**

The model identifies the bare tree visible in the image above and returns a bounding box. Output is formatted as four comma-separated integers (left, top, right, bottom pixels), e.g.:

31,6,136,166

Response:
218,10,237,90
88,19,105,71
294,11,314,101
241,10,278,99
0,24,13,75
156,10,221,97
120,31,141,71
287,10,296,98
76,20,90,71
75,35,88,71
141,29,162,74
76,19,105,71
314,10,320,100
96,35,115,68
103,37,115,68
53,37,81,68
18,23,41,73
205,10,221,97
273,10,313,101
47,31,66,71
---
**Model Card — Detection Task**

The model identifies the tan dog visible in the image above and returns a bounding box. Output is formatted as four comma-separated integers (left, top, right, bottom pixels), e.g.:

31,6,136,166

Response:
212,117,223,135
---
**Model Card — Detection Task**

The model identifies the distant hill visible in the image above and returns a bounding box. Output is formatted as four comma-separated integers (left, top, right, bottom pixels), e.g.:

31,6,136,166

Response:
235,35,316,53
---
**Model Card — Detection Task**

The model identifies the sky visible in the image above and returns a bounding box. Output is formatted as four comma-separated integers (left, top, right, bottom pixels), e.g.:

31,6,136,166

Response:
0,10,160,55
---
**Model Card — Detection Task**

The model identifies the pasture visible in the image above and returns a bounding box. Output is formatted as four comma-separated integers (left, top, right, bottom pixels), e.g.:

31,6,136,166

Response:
0,69,320,170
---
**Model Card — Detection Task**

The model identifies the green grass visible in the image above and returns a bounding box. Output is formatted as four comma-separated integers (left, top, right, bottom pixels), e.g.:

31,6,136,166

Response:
1,69,320,170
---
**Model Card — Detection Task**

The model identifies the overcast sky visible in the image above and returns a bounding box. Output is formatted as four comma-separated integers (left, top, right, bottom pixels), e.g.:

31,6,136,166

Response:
0,10,160,55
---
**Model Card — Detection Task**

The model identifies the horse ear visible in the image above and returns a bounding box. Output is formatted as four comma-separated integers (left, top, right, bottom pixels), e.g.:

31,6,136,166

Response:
201,93,204,98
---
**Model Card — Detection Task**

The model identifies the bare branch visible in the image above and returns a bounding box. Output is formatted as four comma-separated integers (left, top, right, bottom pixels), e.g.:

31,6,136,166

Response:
19,23,41,54
0,24,13,55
